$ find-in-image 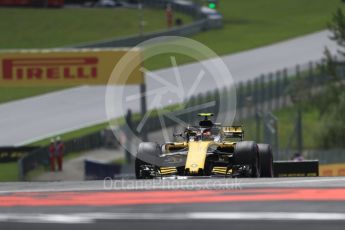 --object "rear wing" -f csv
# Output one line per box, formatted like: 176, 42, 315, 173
222, 126, 244, 140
